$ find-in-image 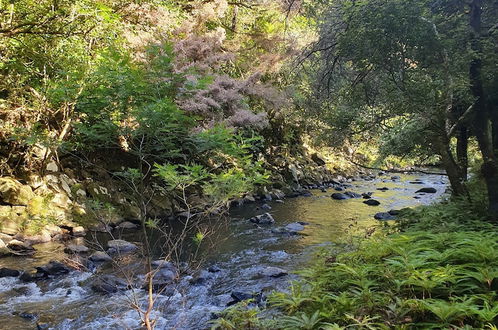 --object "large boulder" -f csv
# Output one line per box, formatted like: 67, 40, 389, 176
249, 213, 275, 225
0, 177, 34, 206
